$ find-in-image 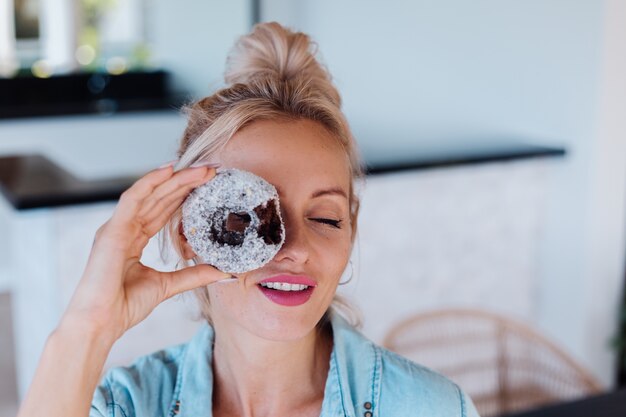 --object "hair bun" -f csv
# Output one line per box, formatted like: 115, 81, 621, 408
225, 22, 340, 104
